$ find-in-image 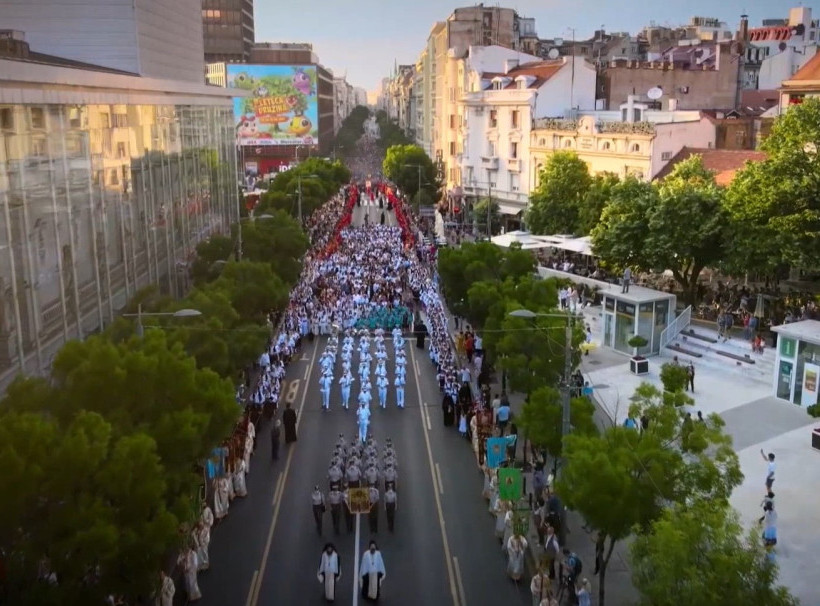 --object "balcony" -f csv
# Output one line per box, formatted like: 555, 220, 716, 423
507, 158, 521, 172
480, 156, 499, 169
